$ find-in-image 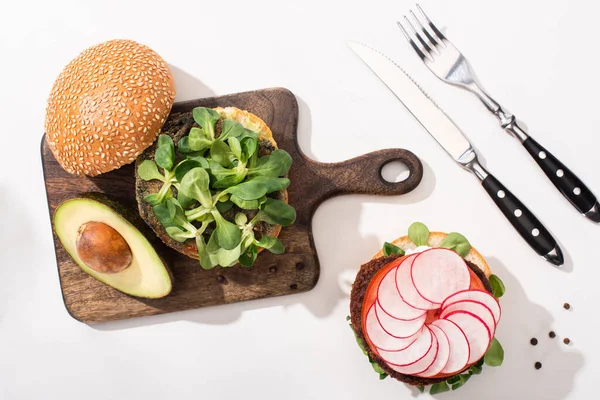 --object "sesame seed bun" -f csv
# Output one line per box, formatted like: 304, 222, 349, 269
135, 107, 287, 262
44, 39, 176, 176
